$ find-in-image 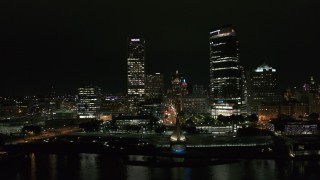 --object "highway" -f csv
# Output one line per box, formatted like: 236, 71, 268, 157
8, 126, 81, 144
